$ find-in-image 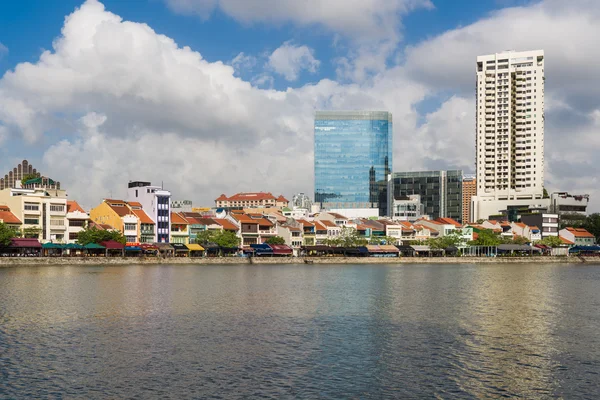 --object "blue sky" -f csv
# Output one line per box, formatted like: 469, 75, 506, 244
0, 0, 599, 211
